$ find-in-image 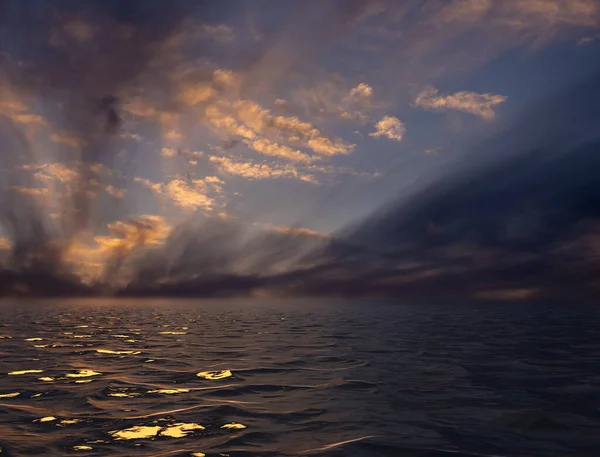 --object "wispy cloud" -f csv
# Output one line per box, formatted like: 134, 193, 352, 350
134, 177, 215, 211
414, 86, 507, 120
209, 156, 318, 183
105, 185, 126, 199
50, 131, 86, 148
